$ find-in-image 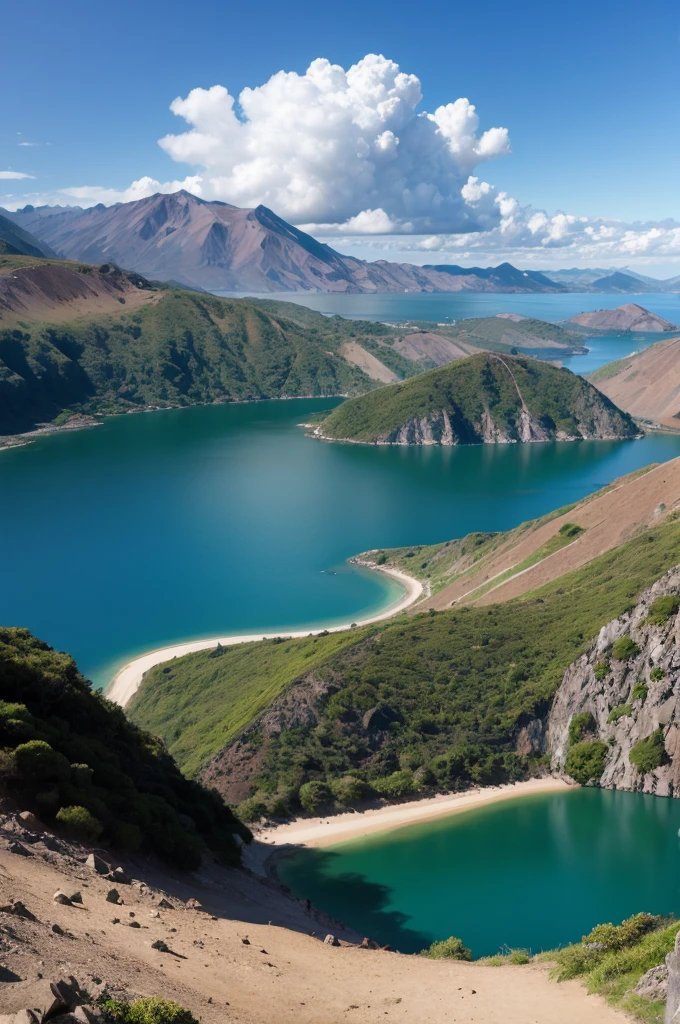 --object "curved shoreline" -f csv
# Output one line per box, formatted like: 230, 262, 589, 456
105, 564, 423, 708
